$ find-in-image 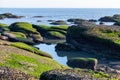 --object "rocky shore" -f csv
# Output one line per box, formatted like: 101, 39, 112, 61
0, 13, 120, 80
